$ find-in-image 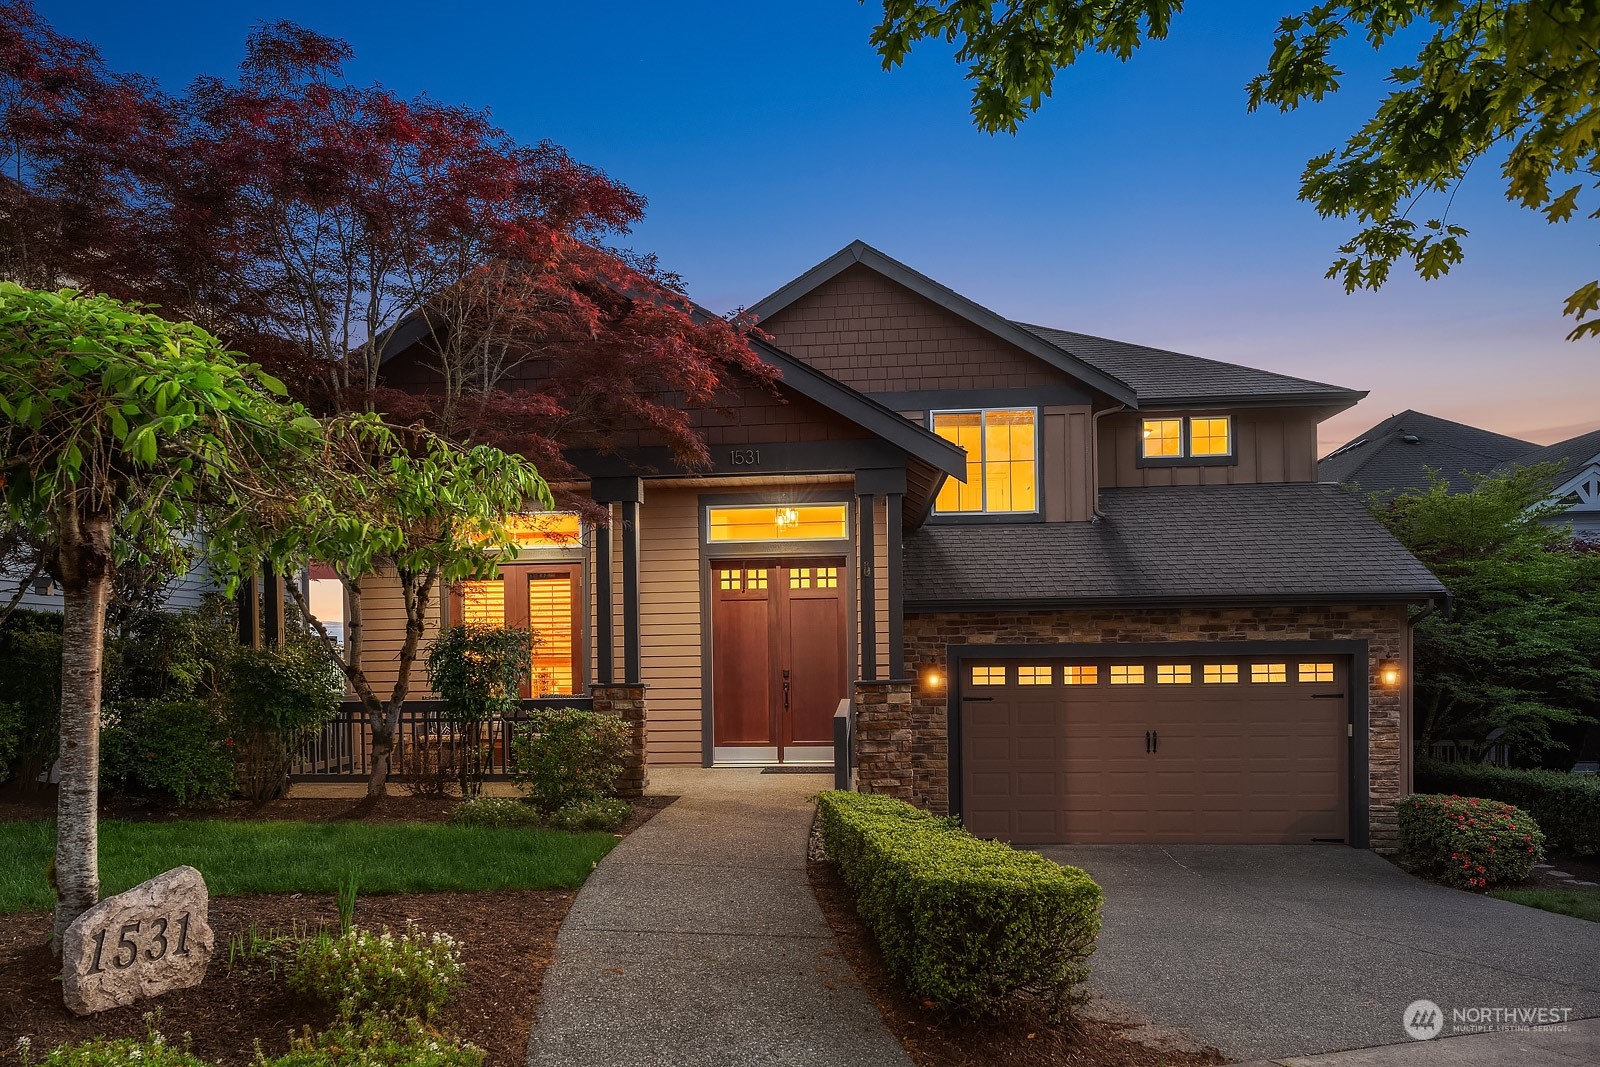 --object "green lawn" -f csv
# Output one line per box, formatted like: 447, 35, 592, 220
0, 820, 618, 913
1490, 887, 1600, 923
